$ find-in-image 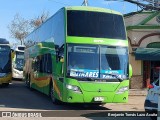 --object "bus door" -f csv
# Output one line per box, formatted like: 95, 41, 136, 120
53, 46, 64, 101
